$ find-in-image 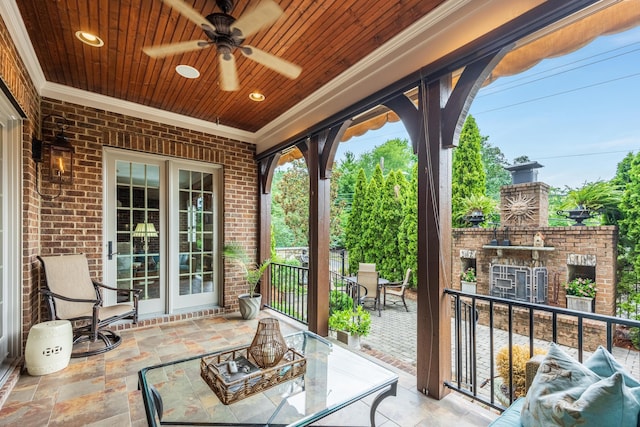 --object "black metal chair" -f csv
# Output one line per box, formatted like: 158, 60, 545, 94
38, 254, 141, 357
383, 268, 411, 311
